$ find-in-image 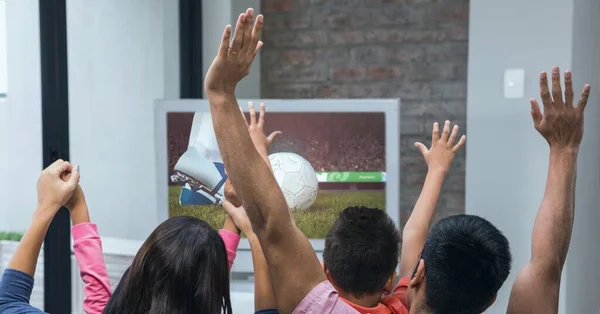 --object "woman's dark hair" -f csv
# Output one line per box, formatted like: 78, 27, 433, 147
103, 216, 232, 314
